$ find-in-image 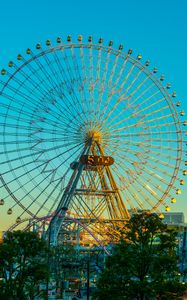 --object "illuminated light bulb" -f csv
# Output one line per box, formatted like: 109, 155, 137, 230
137, 54, 142, 60
159, 213, 164, 219
165, 206, 170, 212
176, 101, 181, 107
183, 170, 187, 175
176, 189, 181, 195
171, 198, 177, 203
180, 179, 185, 185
